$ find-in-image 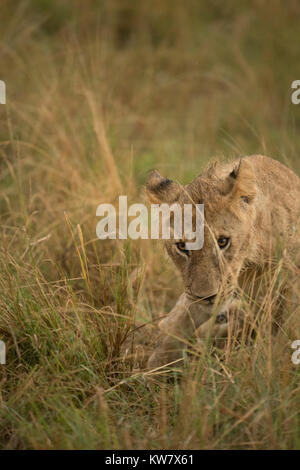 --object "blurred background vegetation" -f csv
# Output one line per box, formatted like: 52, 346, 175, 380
0, 0, 300, 450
